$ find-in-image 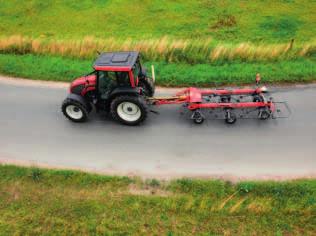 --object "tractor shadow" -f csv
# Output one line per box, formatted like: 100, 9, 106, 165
64, 105, 283, 132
